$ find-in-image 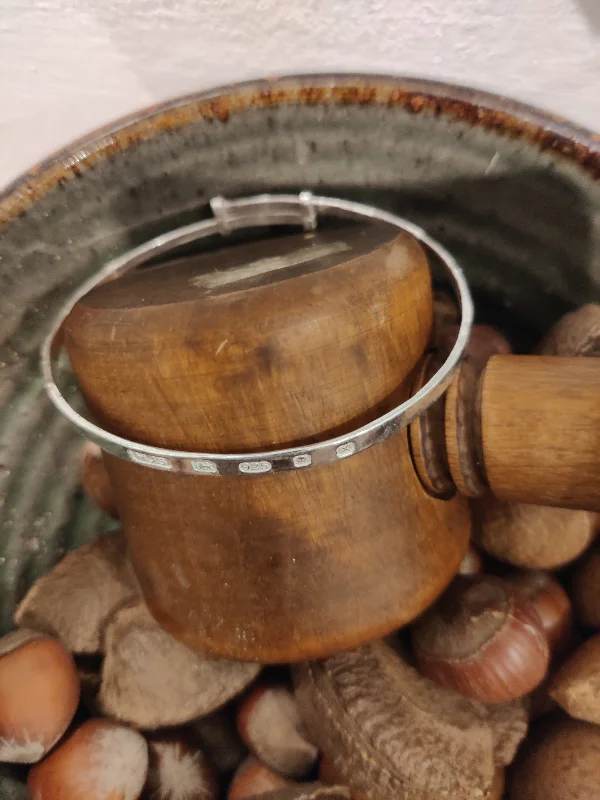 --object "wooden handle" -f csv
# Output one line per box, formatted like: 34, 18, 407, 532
444, 355, 600, 510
